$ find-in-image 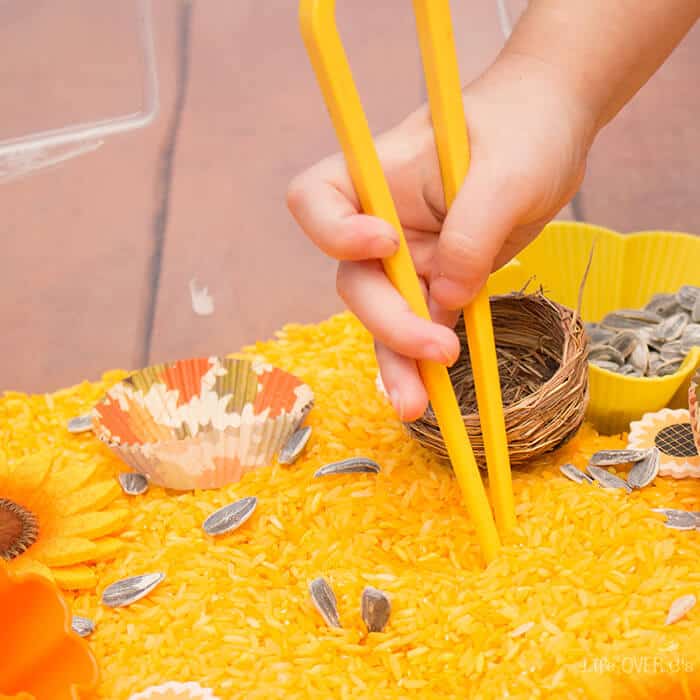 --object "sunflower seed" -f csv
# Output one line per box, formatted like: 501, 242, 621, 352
278, 426, 312, 465
665, 594, 696, 625
647, 336, 667, 353
651, 508, 700, 522
646, 293, 682, 318
629, 342, 649, 373
618, 364, 642, 377
602, 309, 662, 329
314, 457, 380, 477
677, 285, 700, 312
586, 465, 632, 493
589, 449, 650, 467
560, 463, 594, 484
590, 359, 621, 372
609, 331, 639, 359
101, 572, 165, 608
648, 352, 663, 374
693, 296, 700, 324
585, 324, 615, 346
653, 312, 689, 343
361, 586, 391, 633
67, 412, 94, 434
588, 346, 626, 365
202, 496, 257, 536
309, 577, 341, 628
118, 472, 149, 496
663, 511, 699, 530
627, 448, 660, 489
657, 360, 682, 377
71, 615, 95, 637
681, 324, 700, 353
660, 340, 683, 361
